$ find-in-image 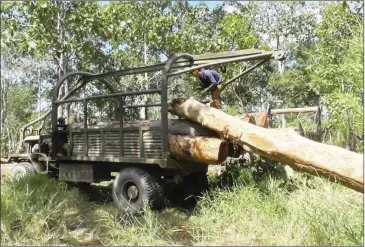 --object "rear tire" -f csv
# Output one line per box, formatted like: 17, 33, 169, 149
10, 162, 36, 181
112, 167, 165, 215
